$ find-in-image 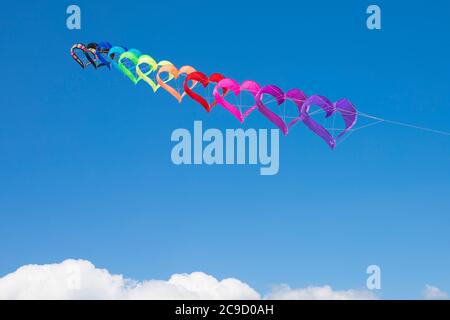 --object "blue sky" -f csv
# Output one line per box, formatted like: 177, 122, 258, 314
0, 0, 450, 299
